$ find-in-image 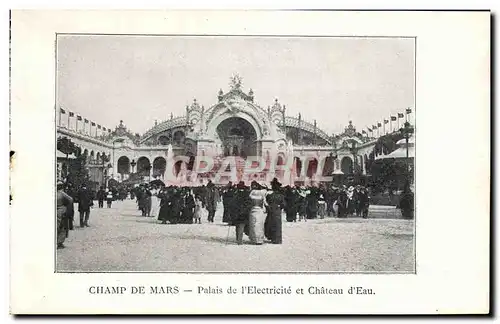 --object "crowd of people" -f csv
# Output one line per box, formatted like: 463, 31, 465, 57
121, 179, 373, 245
56, 177, 414, 249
